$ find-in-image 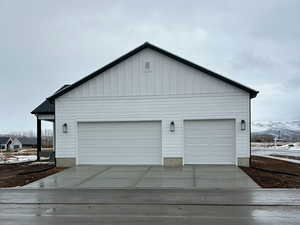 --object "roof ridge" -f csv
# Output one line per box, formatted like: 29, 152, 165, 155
47, 43, 258, 100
